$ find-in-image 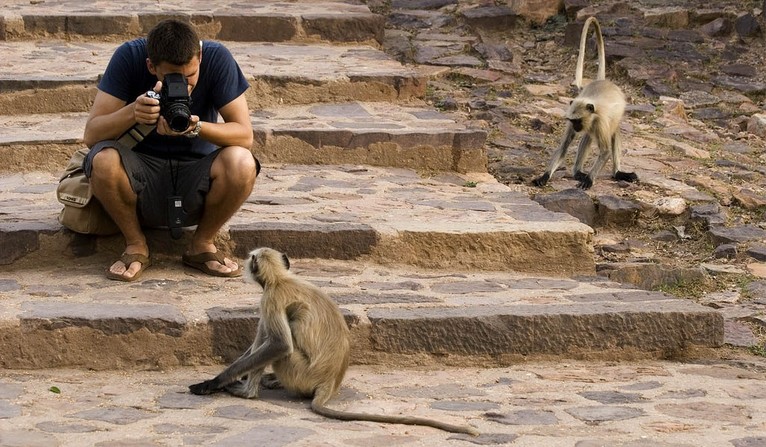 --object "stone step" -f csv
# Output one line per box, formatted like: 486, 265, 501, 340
0, 41, 426, 115
0, 255, 723, 370
1, 165, 592, 275
0, 0, 383, 44
0, 102, 486, 173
